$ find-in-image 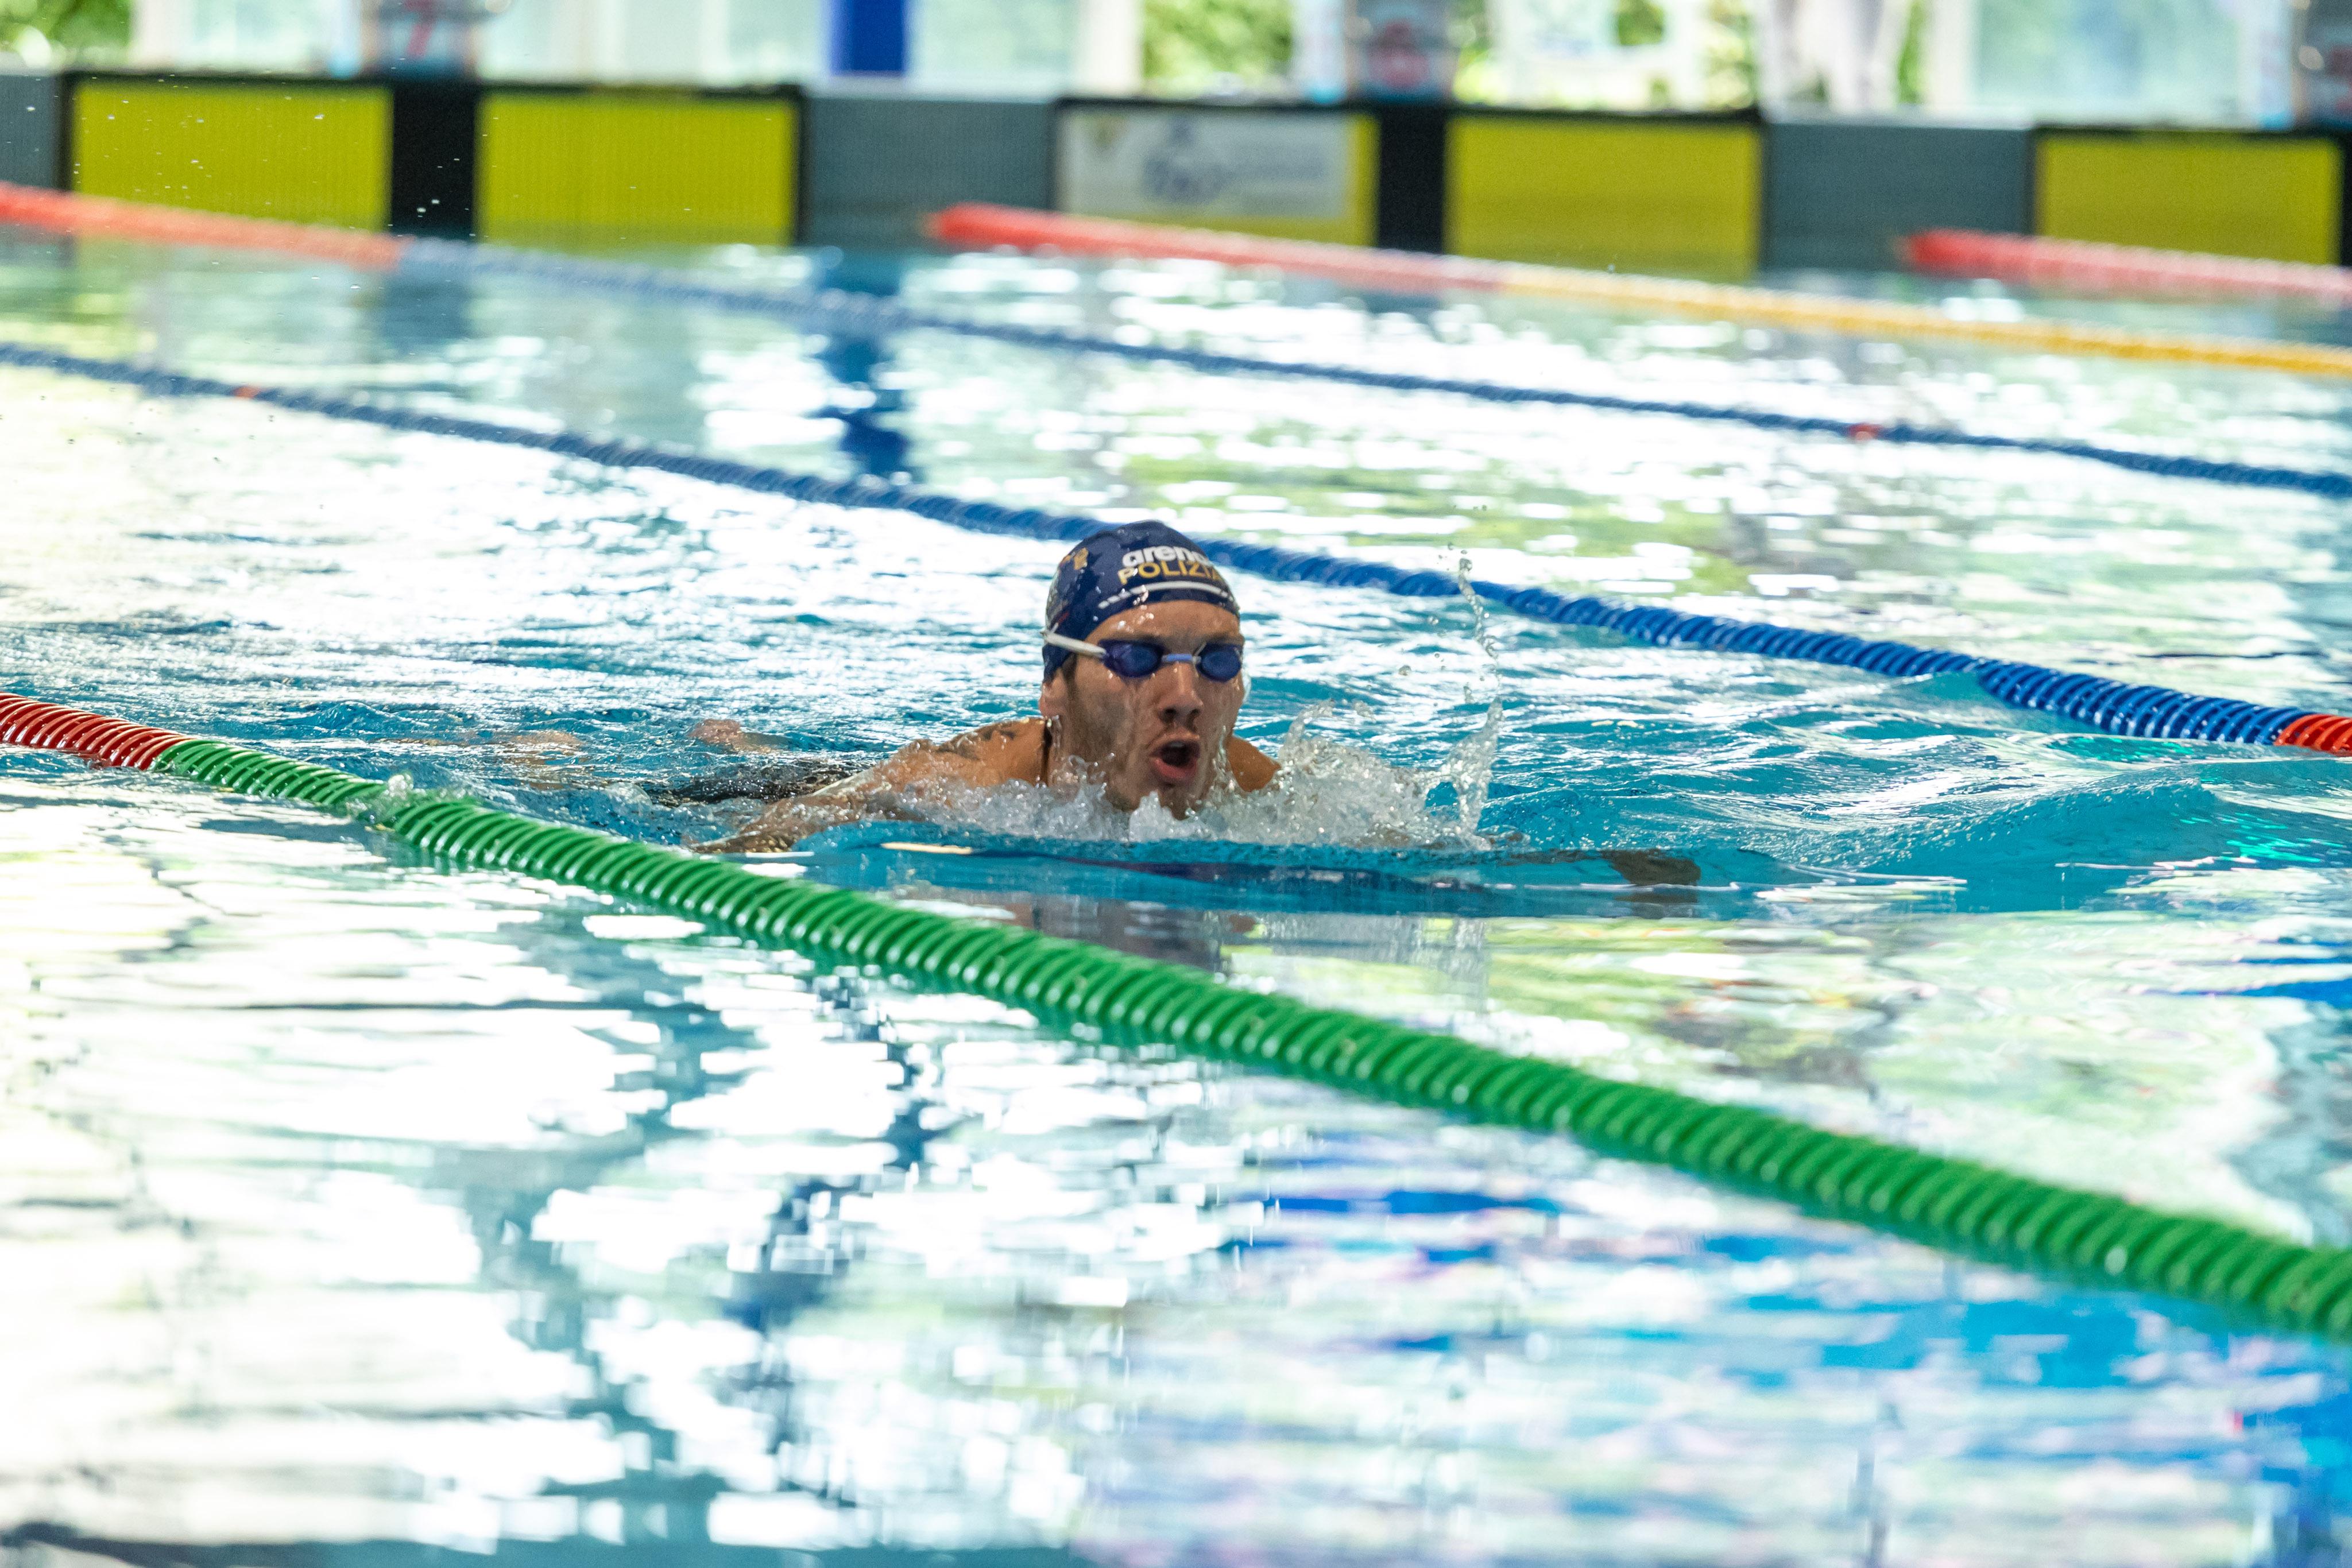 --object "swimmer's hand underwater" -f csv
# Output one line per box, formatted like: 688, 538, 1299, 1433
698, 523, 1276, 854
688, 719, 784, 754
